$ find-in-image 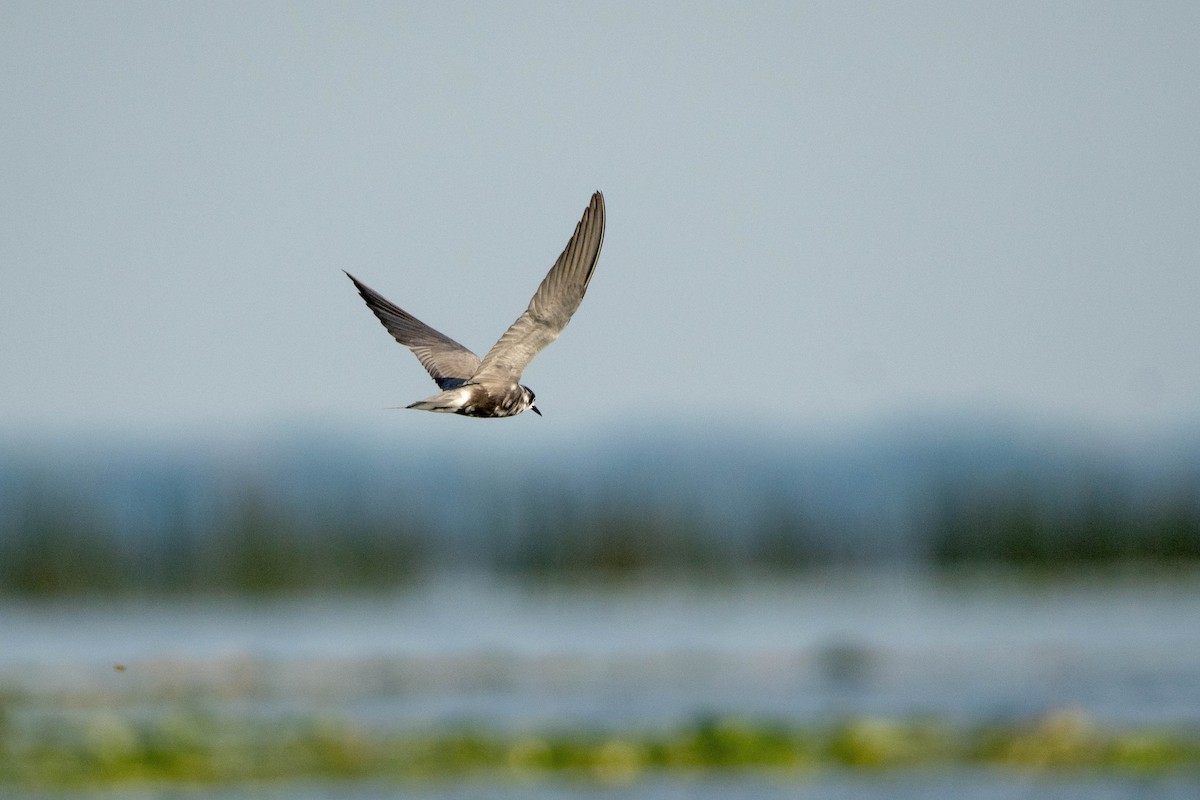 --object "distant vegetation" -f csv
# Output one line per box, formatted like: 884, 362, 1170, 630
0, 478, 426, 596
1, 428, 1198, 596
930, 483, 1200, 566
